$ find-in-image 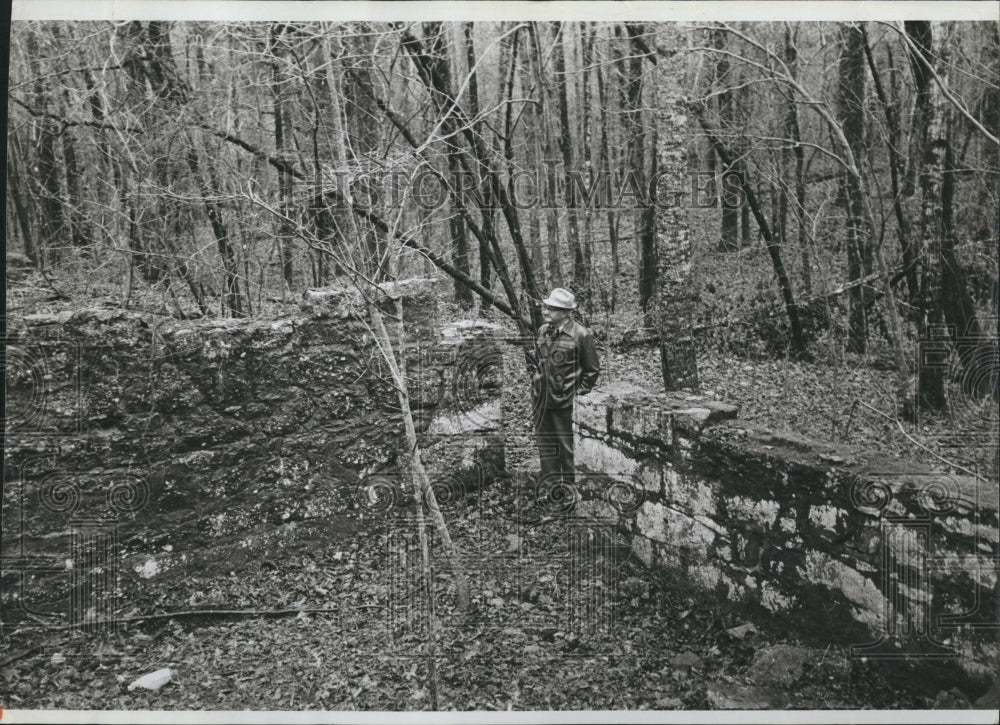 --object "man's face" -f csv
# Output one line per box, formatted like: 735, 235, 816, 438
542, 305, 570, 326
